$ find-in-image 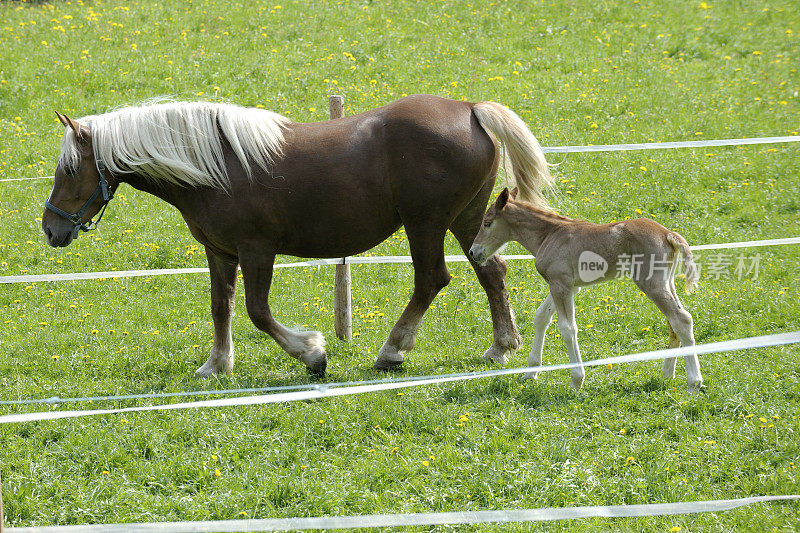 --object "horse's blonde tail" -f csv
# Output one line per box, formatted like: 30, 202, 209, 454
667, 232, 699, 294
472, 101, 554, 208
